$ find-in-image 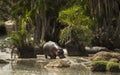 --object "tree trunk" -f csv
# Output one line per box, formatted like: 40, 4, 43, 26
34, 13, 42, 45
88, 0, 120, 49
65, 40, 88, 56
